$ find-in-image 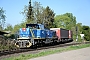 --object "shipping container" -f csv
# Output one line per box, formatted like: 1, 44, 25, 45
50, 28, 70, 40
60, 28, 69, 38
